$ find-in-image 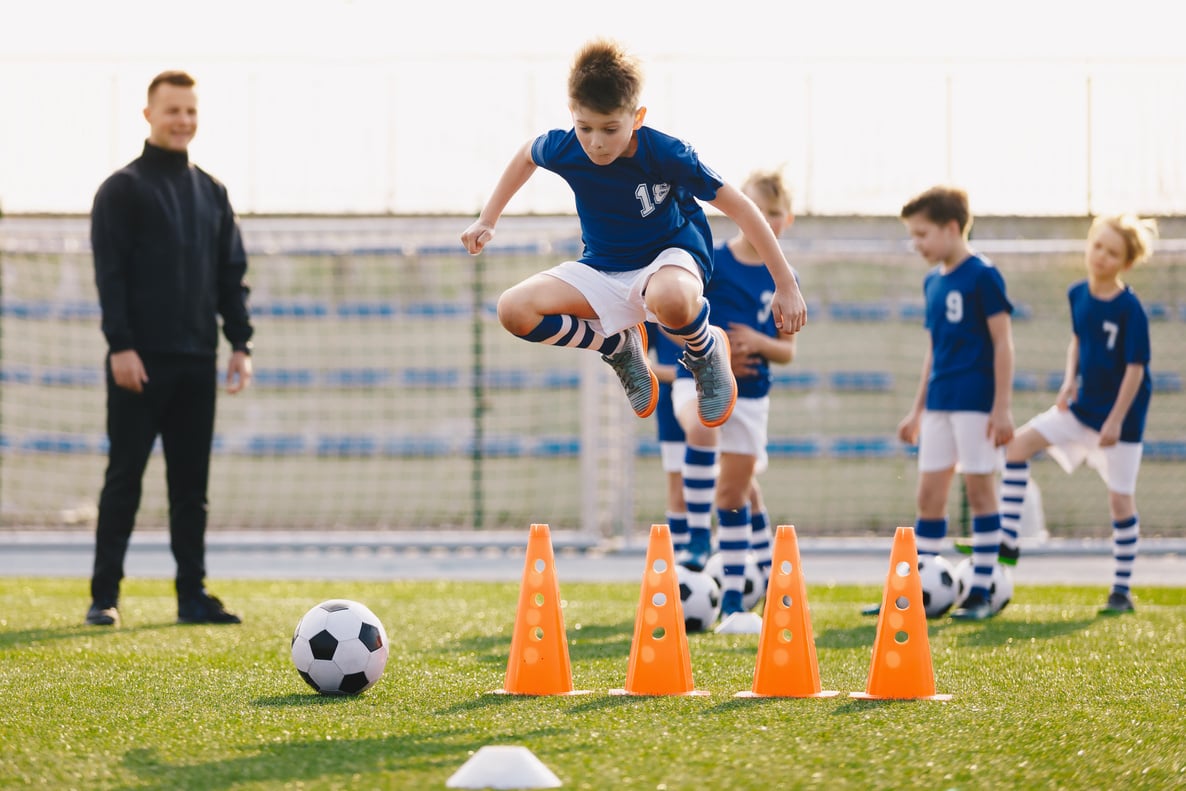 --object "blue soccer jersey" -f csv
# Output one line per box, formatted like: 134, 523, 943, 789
675, 242, 786, 399
531, 126, 723, 279
922, 254, 1012, 412
1067, 280, 1152, 441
